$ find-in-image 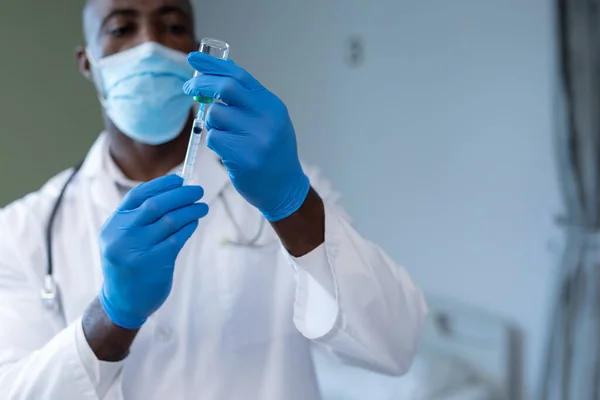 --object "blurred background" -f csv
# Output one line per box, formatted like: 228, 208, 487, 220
0, 0, 587, 399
